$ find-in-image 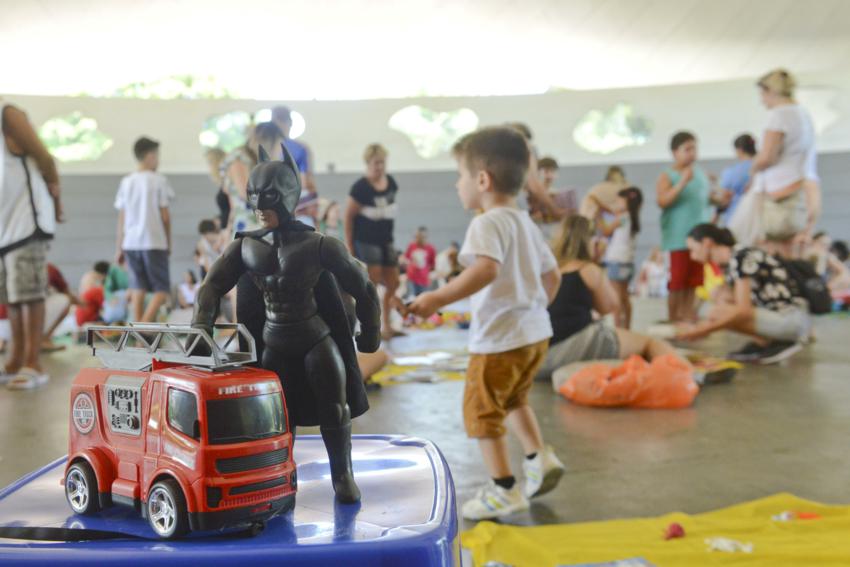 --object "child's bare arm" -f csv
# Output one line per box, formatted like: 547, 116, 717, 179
115, 210, 125, 264
160, 207, 171, 253
541, 268, 561, 305
407, 256, 499, 318
597, 214, 622, 237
